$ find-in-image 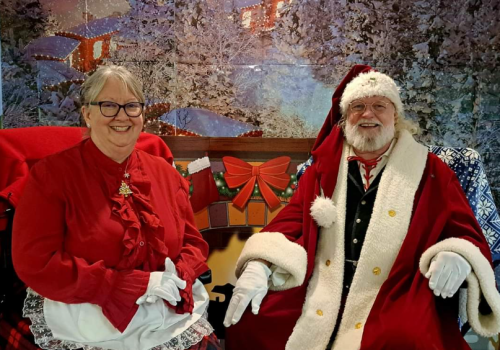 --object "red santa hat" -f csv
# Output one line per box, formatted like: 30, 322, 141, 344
339, 70, 404, 119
